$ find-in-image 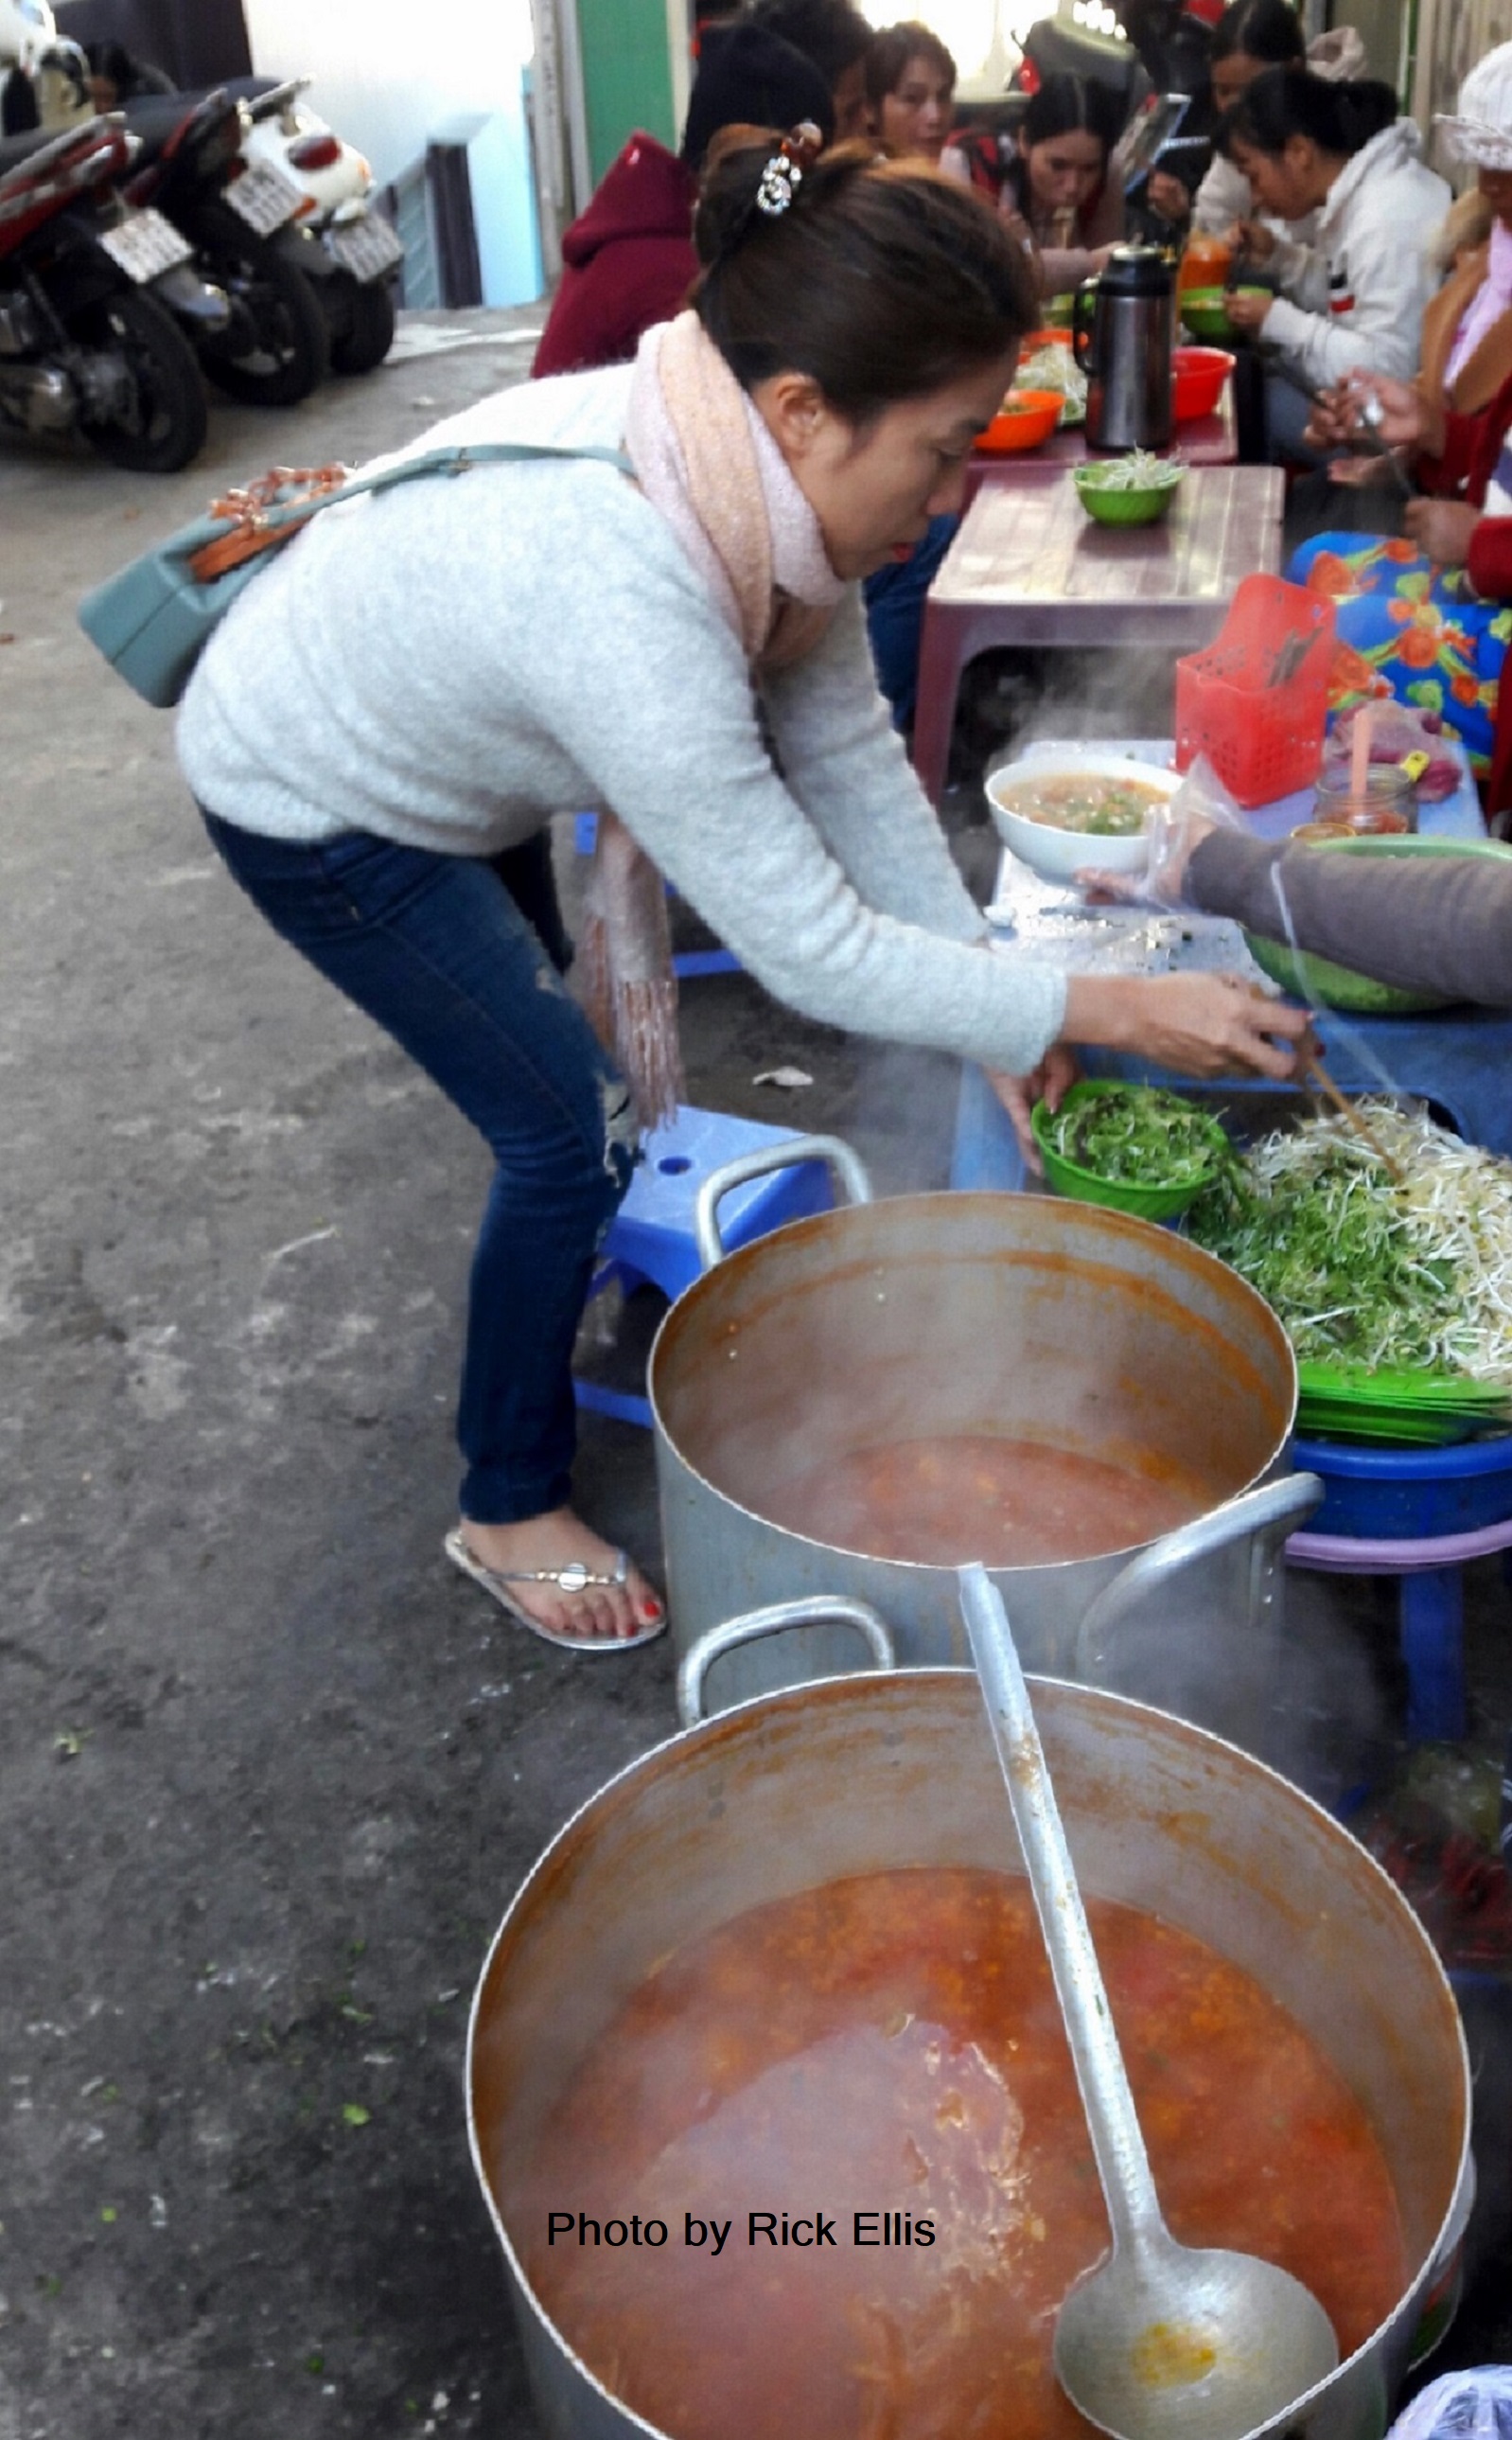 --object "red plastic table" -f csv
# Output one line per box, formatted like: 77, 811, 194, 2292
912, 461, 1286, 806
